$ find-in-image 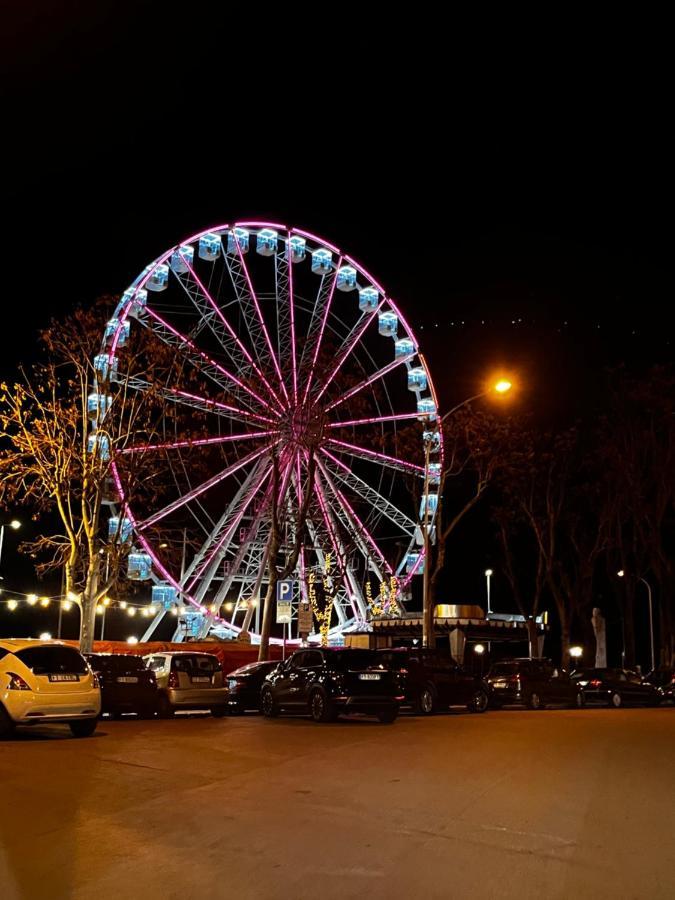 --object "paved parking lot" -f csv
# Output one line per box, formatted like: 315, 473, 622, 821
1, 707, 674, 900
